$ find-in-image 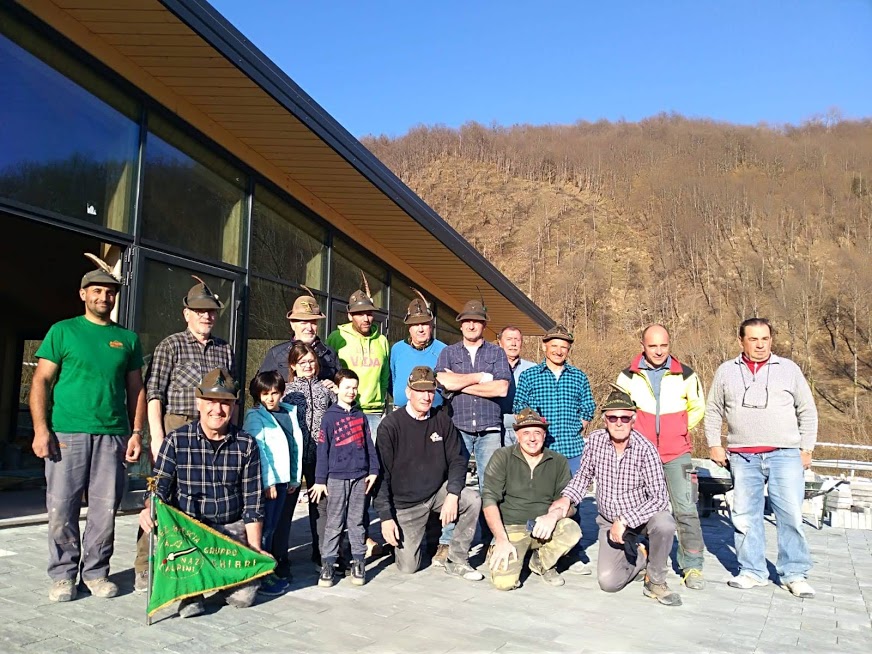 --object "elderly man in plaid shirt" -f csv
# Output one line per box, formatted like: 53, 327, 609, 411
514, 324, 594, 571
139, 368, 266, 618
551, 387, 682, 607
